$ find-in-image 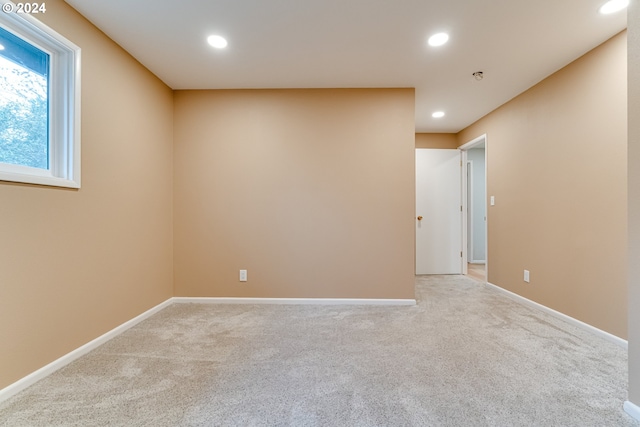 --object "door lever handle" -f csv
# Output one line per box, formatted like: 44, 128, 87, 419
417, 216, 423, 221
